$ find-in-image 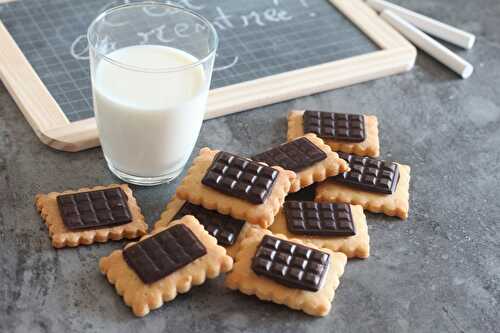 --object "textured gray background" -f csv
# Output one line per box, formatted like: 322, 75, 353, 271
1, 0, 499, 332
